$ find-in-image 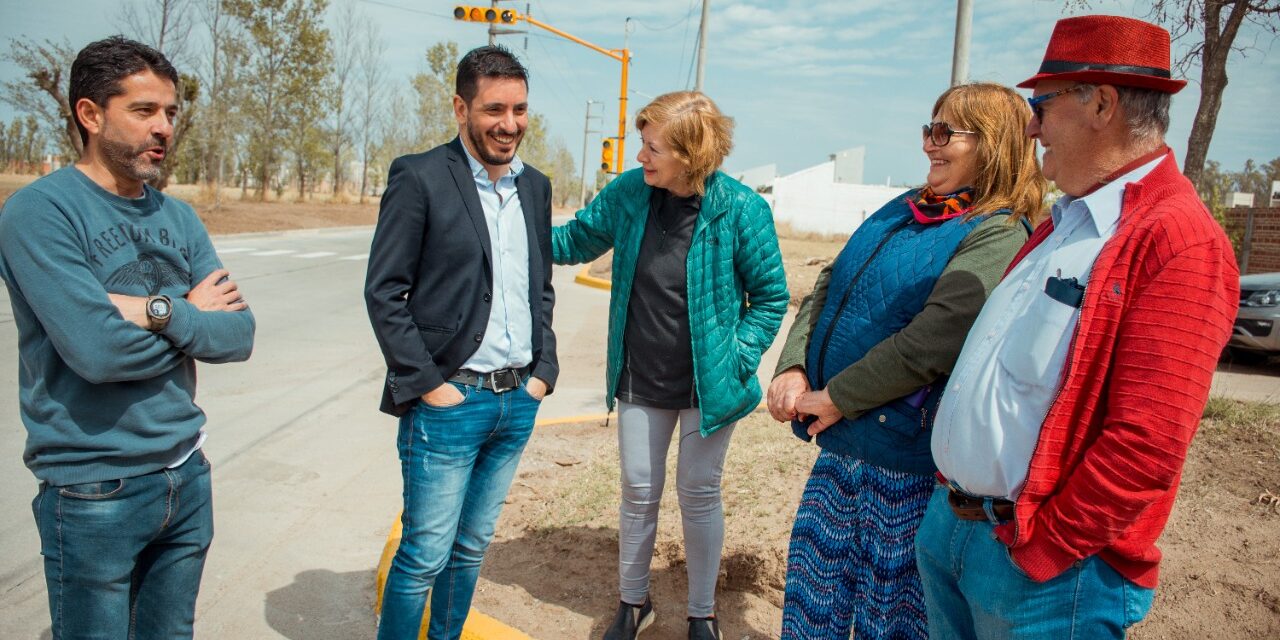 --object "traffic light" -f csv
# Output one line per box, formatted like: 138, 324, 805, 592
600, 139, 616, 173
453, 5, 519, 24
